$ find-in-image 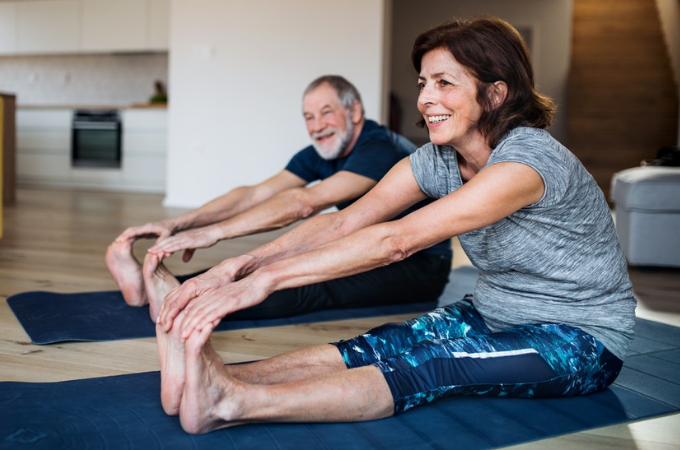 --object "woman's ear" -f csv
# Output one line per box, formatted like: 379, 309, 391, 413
489, 81, 508, 108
